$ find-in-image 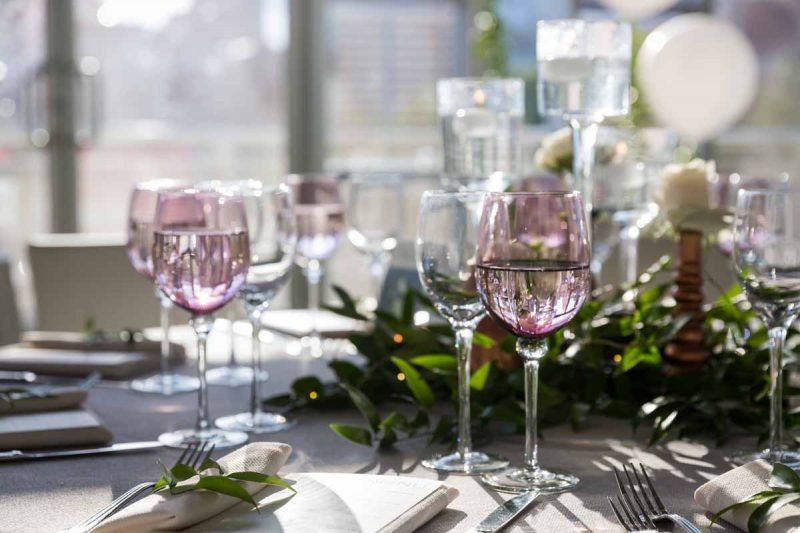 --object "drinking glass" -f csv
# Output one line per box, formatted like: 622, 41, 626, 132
438, 78, 524, 191
126, 180, 199, 395
477, 191, 591, 493
215, 181, 298, 433
152, 188, 250, 448
287, 174, 344, 358
415, 191, 508, 473
731, 189, 800, 466
537, 19, 632, 232
346, 173, 402, 312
